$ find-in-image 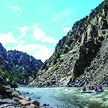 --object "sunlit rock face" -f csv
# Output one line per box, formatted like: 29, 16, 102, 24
29, 0, 108, 87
